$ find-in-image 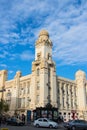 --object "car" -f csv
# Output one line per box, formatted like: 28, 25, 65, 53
63, 120, 73, 128
6, 117, 25, 126
33, 118, 58, 128
64, 119, 87, 130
